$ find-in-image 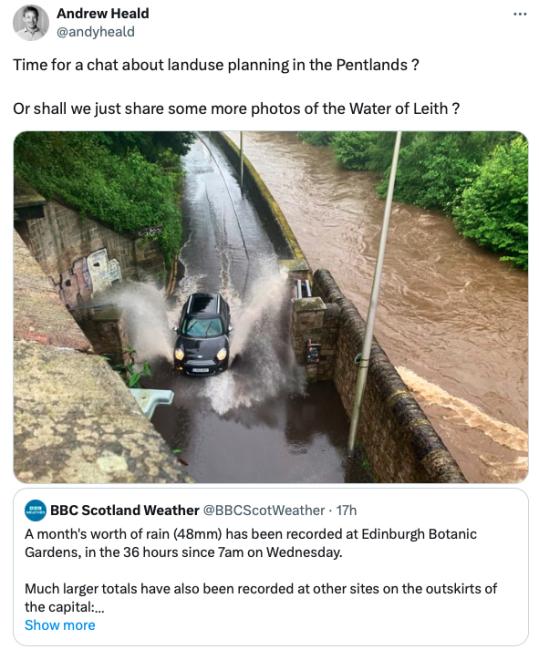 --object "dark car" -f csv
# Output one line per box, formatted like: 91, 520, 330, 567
173, 292, 231, 375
